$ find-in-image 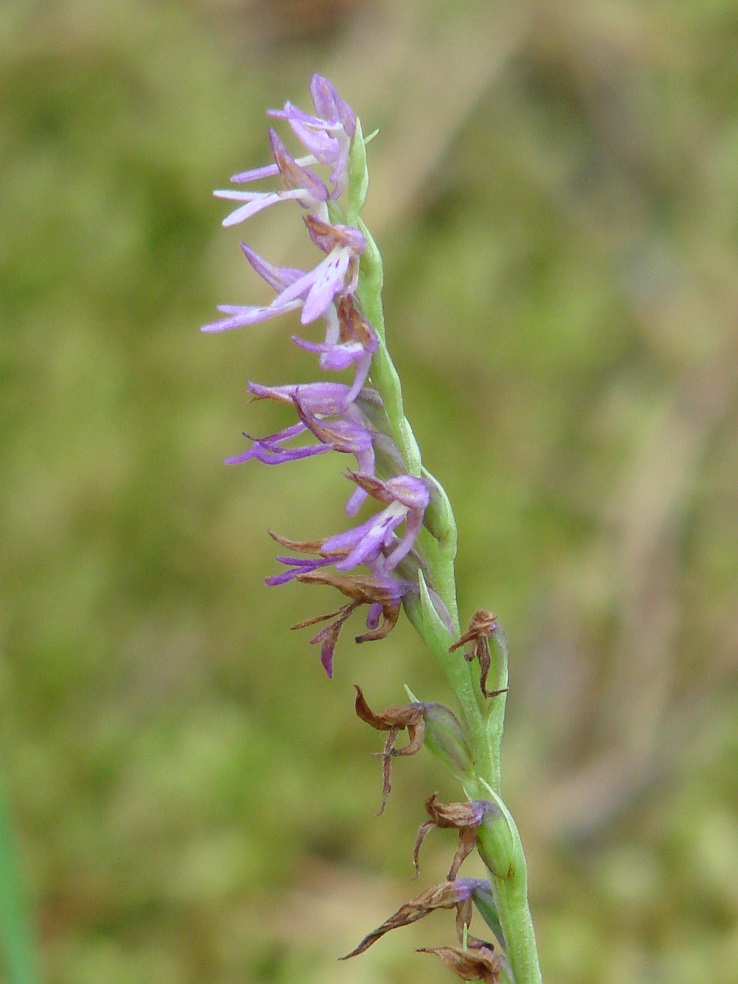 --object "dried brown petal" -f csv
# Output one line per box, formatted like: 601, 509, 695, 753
417, 944, 501, 983
268, 529, 330, 555
341, 881, 473, 960
297, 570, 401, 605
355, 602, 400, 644
449, 609, 507, 700
304, 213, 358, 250
298, 571, 402, 648
414, 794, 499, 879
354, 686, 425, 732
343, 470, 391, 503
354, 686, 426, 814
337, 294, 375, 349
288, 572, 404, 677
290, 601, 362, 678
